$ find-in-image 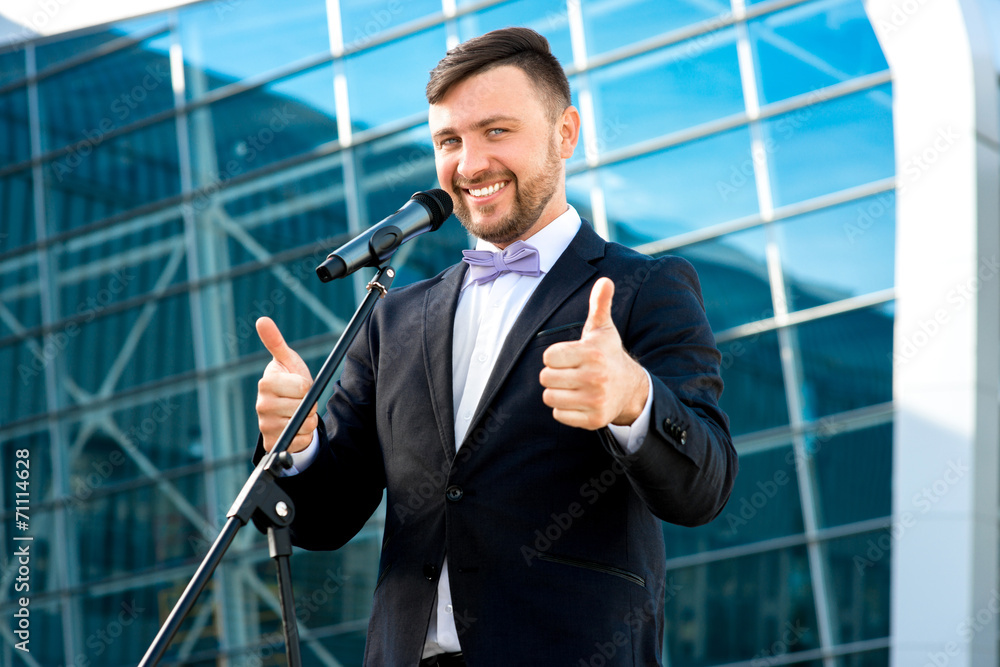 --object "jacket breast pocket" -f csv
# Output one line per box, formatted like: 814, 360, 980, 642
528, 321, 585, 349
